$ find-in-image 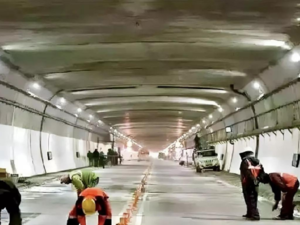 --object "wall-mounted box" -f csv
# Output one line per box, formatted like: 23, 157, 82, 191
292, 153, 300, 168
76, 152, 80, 158
47, 151, 53, 161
